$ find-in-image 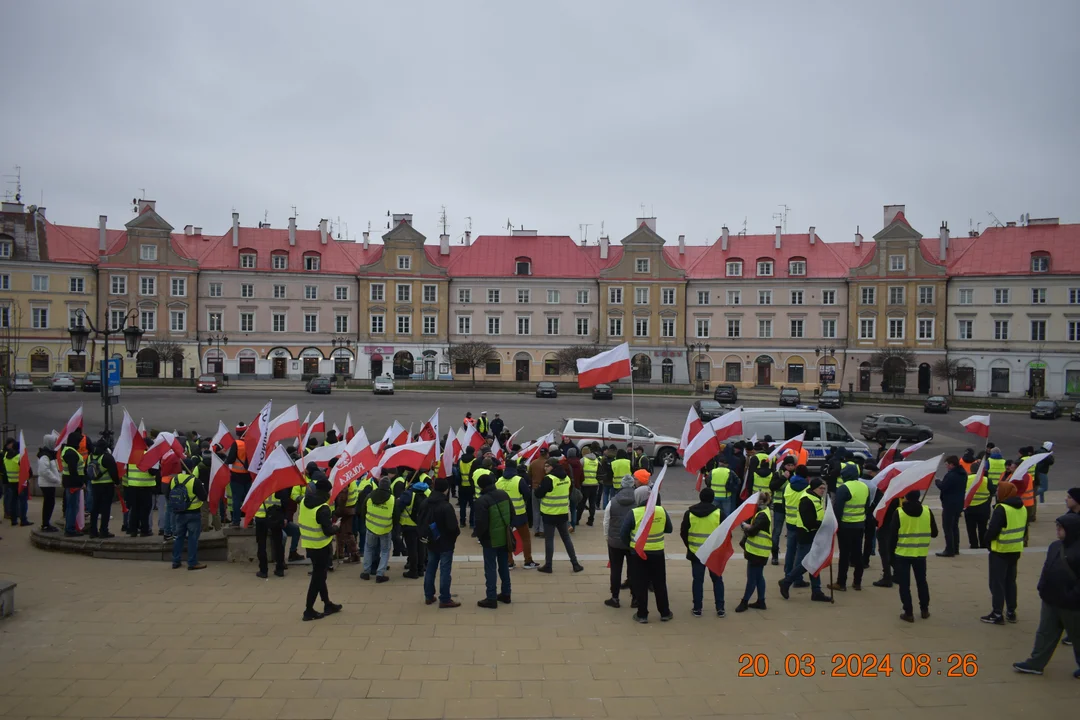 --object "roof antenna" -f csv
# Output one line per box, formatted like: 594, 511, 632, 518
439, 205, 448, 235
579, 223, 591, 245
